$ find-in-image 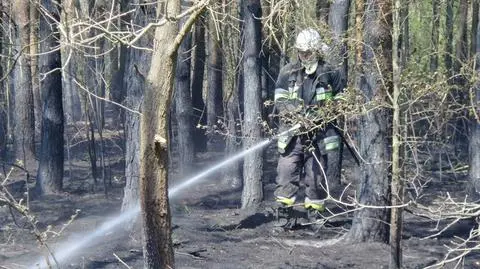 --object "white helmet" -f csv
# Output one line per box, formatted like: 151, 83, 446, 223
295, 29, 325, 74
295, 28, 322, 52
